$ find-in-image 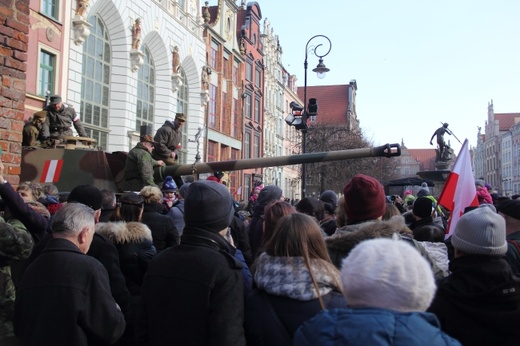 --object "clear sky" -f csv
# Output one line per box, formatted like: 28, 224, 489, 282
256, 0, 520, 154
